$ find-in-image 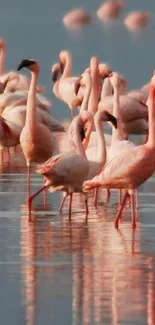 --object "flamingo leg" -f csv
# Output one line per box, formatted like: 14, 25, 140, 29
27, 163, 31, 198
68, 193, 73, 220
118, 189, 122, 206
27, 185, 48, 222
93, 188, 98, 208
114, 192, 128, 229
105, 189, 110, 202
59, 192, 68, 213
135, 189, 139, 210
7, 148, 11, 164
131, 194, 136, 230
84, 193, 89, 217
43, 177, 47, 206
